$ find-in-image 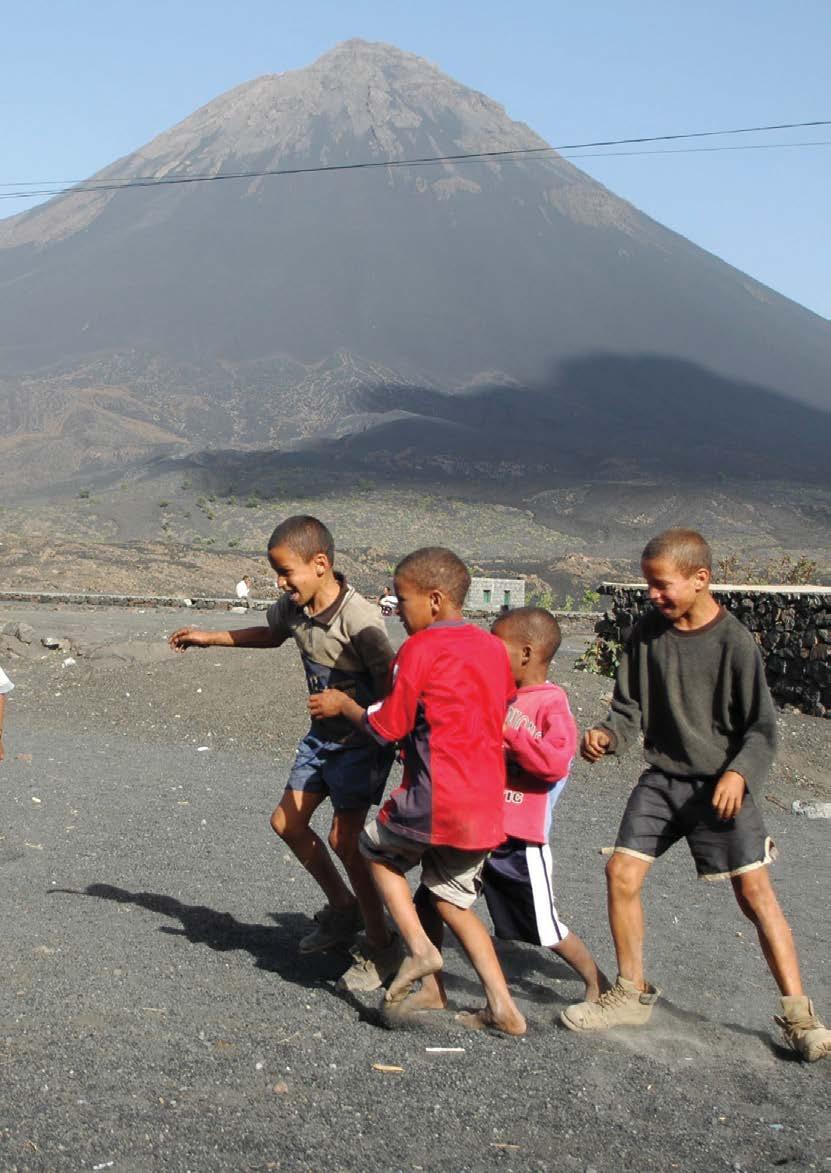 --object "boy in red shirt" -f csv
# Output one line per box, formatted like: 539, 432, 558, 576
483, 607, 606, 1002
309, 546, 526, 1036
